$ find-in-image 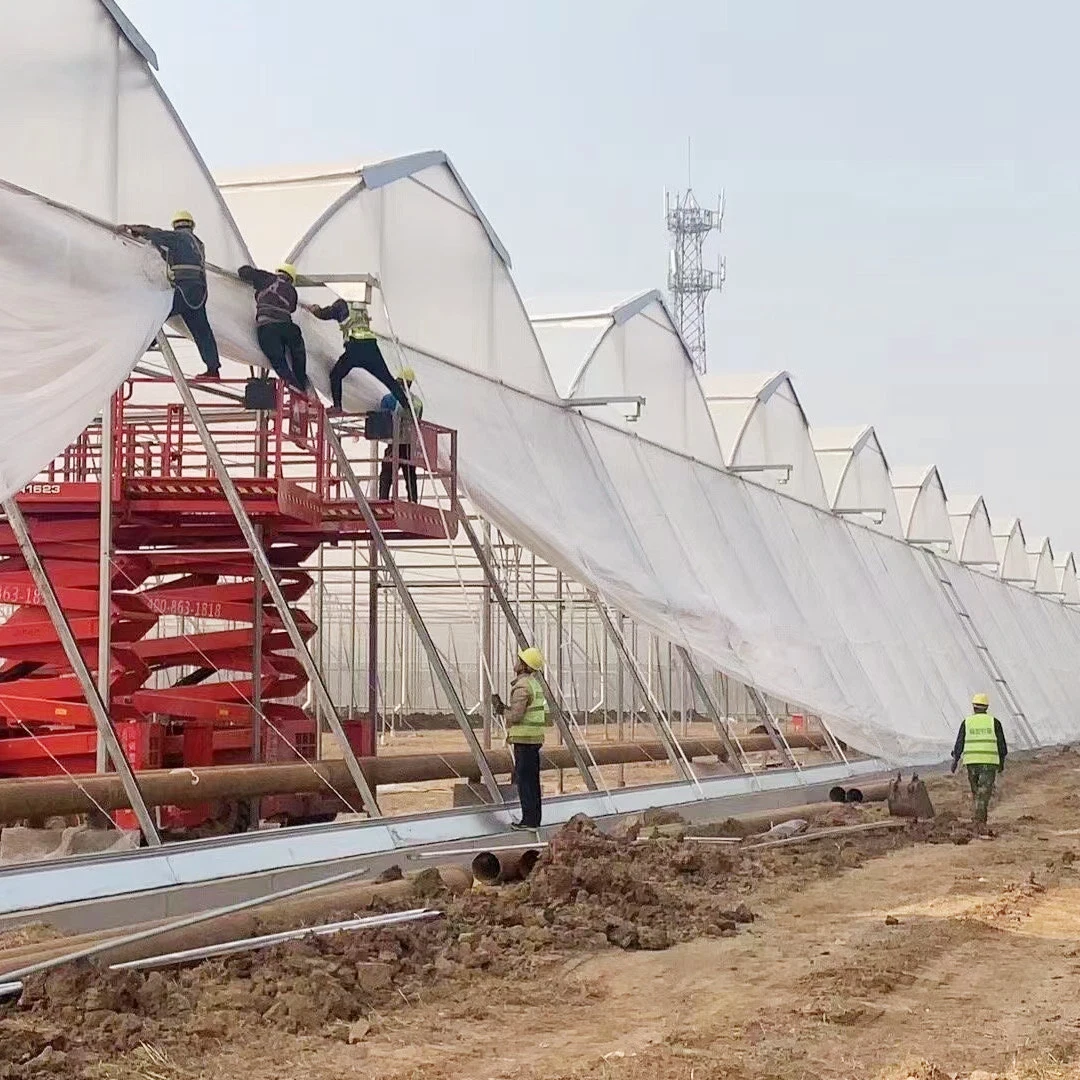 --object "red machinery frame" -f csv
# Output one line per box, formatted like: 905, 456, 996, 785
0, 373, 459, 832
